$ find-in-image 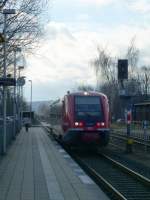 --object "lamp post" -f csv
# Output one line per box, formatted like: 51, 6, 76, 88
18, 66, 24, 77
29, 80, 32, 123
20, 76, 26, 126
18, 66, 24, 101
2, 9, 16, 154
17, 66, 24, 129
13, 47, 21, 139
